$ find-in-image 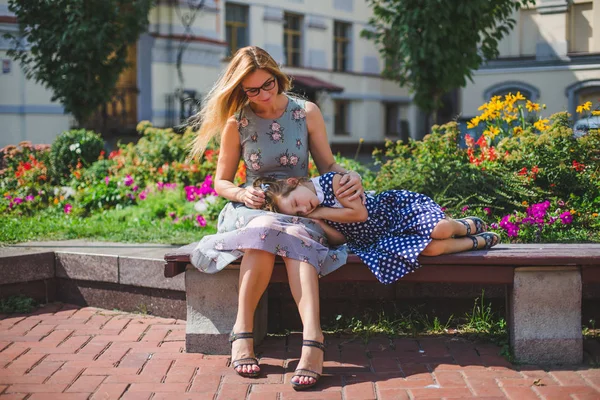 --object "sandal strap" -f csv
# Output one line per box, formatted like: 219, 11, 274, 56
458, 219, 471, 235
232, 357, 258, 368
292, 368, 321, 380
302, 340, 325, 352
229, 332, 254, 343
468, 235, 478, 250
